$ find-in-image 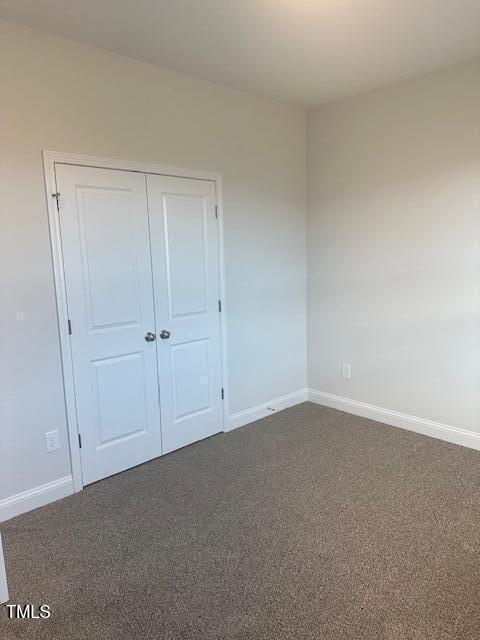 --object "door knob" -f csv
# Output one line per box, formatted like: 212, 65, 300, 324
159, 329, 171, 340
144, 332, 156, 342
